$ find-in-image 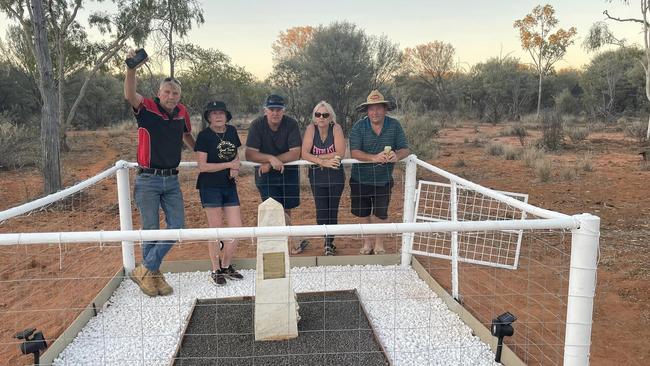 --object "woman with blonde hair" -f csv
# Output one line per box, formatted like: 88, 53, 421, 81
301, 101, 346, 255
